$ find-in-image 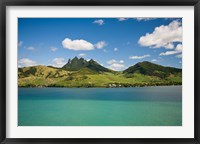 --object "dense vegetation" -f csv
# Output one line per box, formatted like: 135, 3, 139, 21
18, 57, 182, 88
62, 57, 112, 72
